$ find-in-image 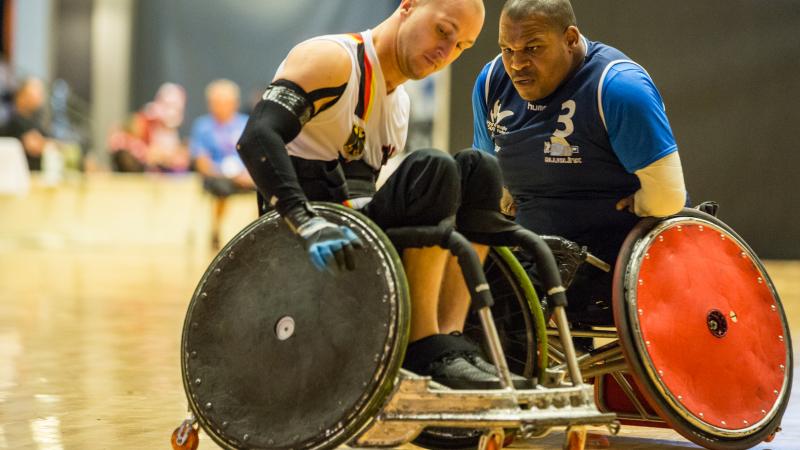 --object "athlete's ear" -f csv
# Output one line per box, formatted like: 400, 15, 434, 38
564, 26, 580, 48
399, 0, 414, 16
